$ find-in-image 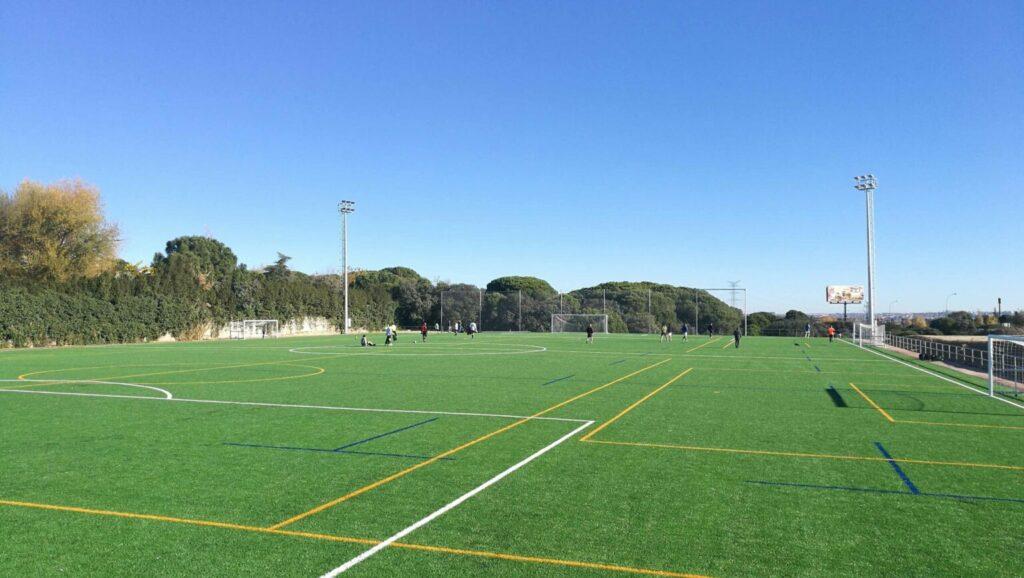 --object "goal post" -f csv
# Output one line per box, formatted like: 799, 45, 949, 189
229, 319, 280, 339
854, 322, 885, 347
988, 335, 1024, 399
551, 314, 608, 334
